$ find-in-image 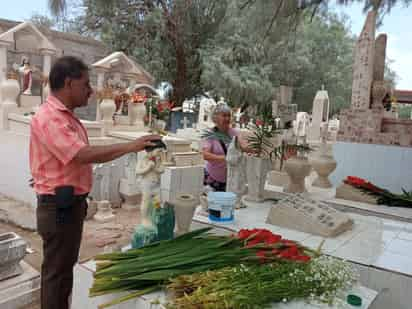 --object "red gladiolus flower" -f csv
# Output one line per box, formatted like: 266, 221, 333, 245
345, 176, 367, 187
281, 239, 297, 247
255, 119, 263, 126
256, 250, 267, 262
246, 238, 261, 247
265, 234, 282, 245
294, 255, 311, 262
